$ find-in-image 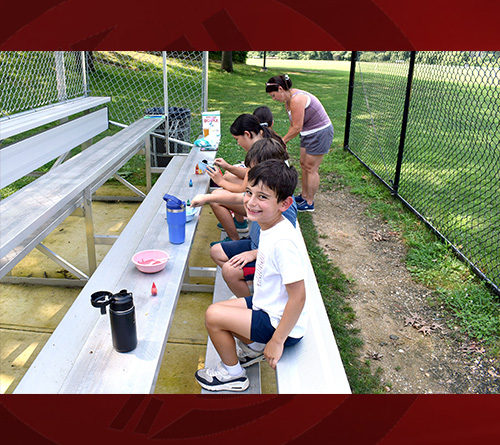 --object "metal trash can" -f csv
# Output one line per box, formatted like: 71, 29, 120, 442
145, 107, 191, 167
